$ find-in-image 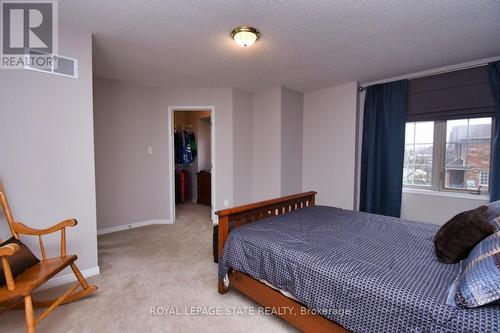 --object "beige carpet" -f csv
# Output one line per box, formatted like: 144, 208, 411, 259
2, 204, 297, 332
